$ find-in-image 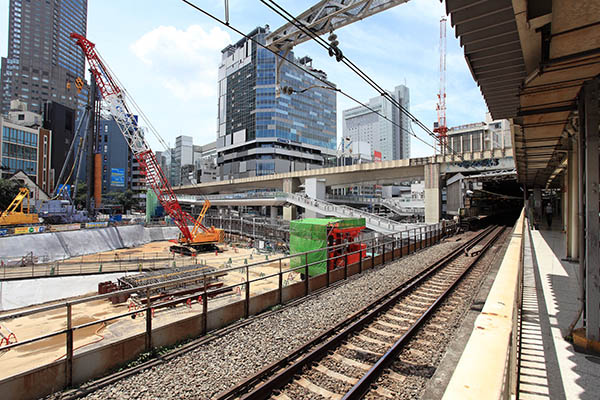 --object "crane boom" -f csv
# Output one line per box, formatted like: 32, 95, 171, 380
70, 33, 212, 245
434, 16, 448, 155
